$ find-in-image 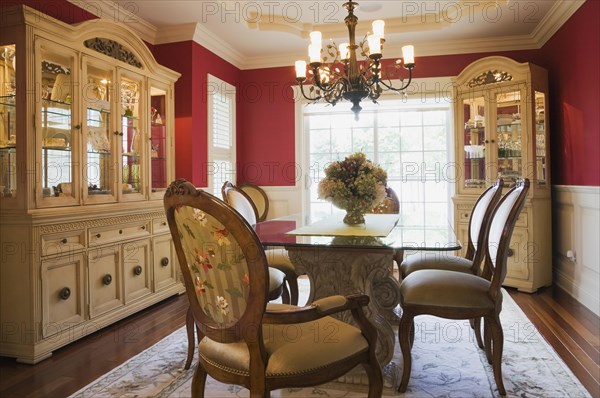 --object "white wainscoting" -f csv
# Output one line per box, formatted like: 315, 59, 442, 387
553, 185, 600, 316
